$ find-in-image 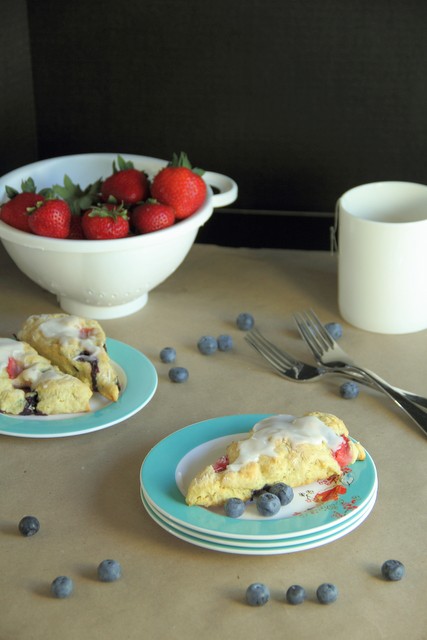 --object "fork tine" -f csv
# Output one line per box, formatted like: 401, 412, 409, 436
305, 309, 336, 349
245, 335, 288, 376
249, 329, 300, 366
245, 329, 299, 370
293, 311, 324, 359
245, 340, 284, 375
